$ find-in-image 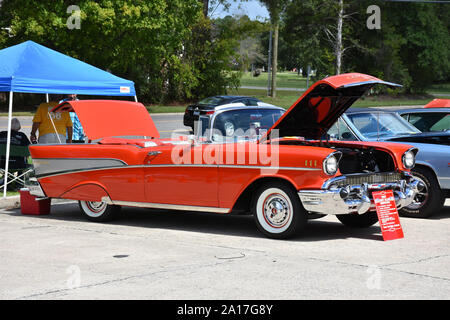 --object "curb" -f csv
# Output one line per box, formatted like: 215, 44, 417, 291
0, 196, 75, 210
